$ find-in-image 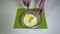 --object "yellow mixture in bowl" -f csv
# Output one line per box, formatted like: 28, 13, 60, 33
24, 14, 38, 27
